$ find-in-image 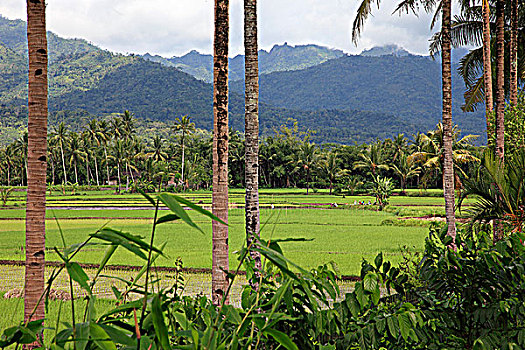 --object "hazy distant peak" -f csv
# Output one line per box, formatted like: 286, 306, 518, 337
360, 44, 411, 57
